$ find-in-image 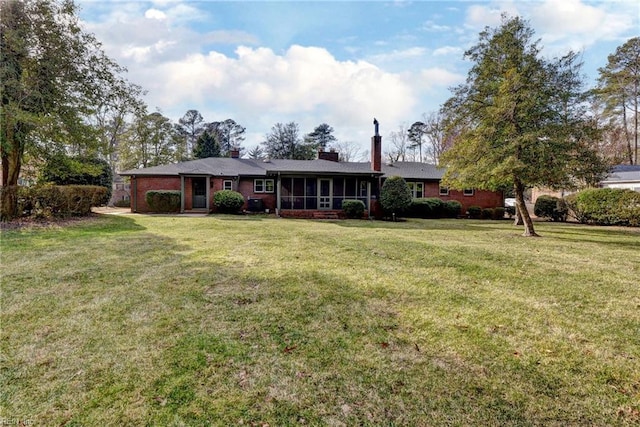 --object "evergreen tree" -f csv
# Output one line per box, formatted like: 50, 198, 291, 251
193, 130, 221, 159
